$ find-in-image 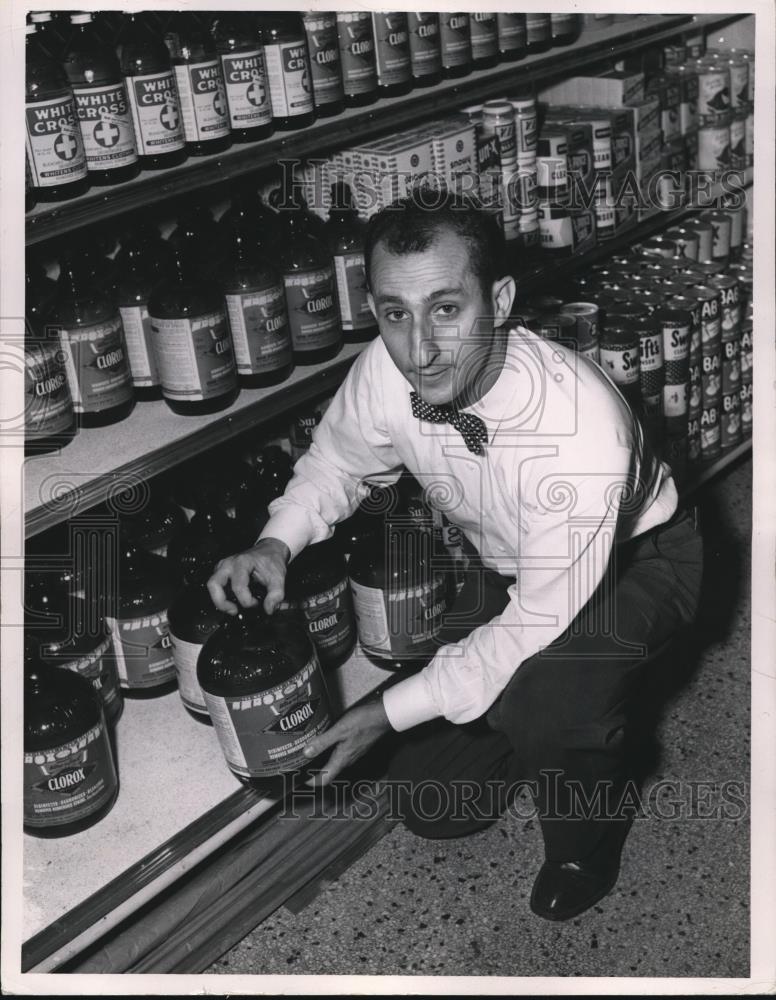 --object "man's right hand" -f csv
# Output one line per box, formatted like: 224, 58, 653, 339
207, 537, 291, 616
